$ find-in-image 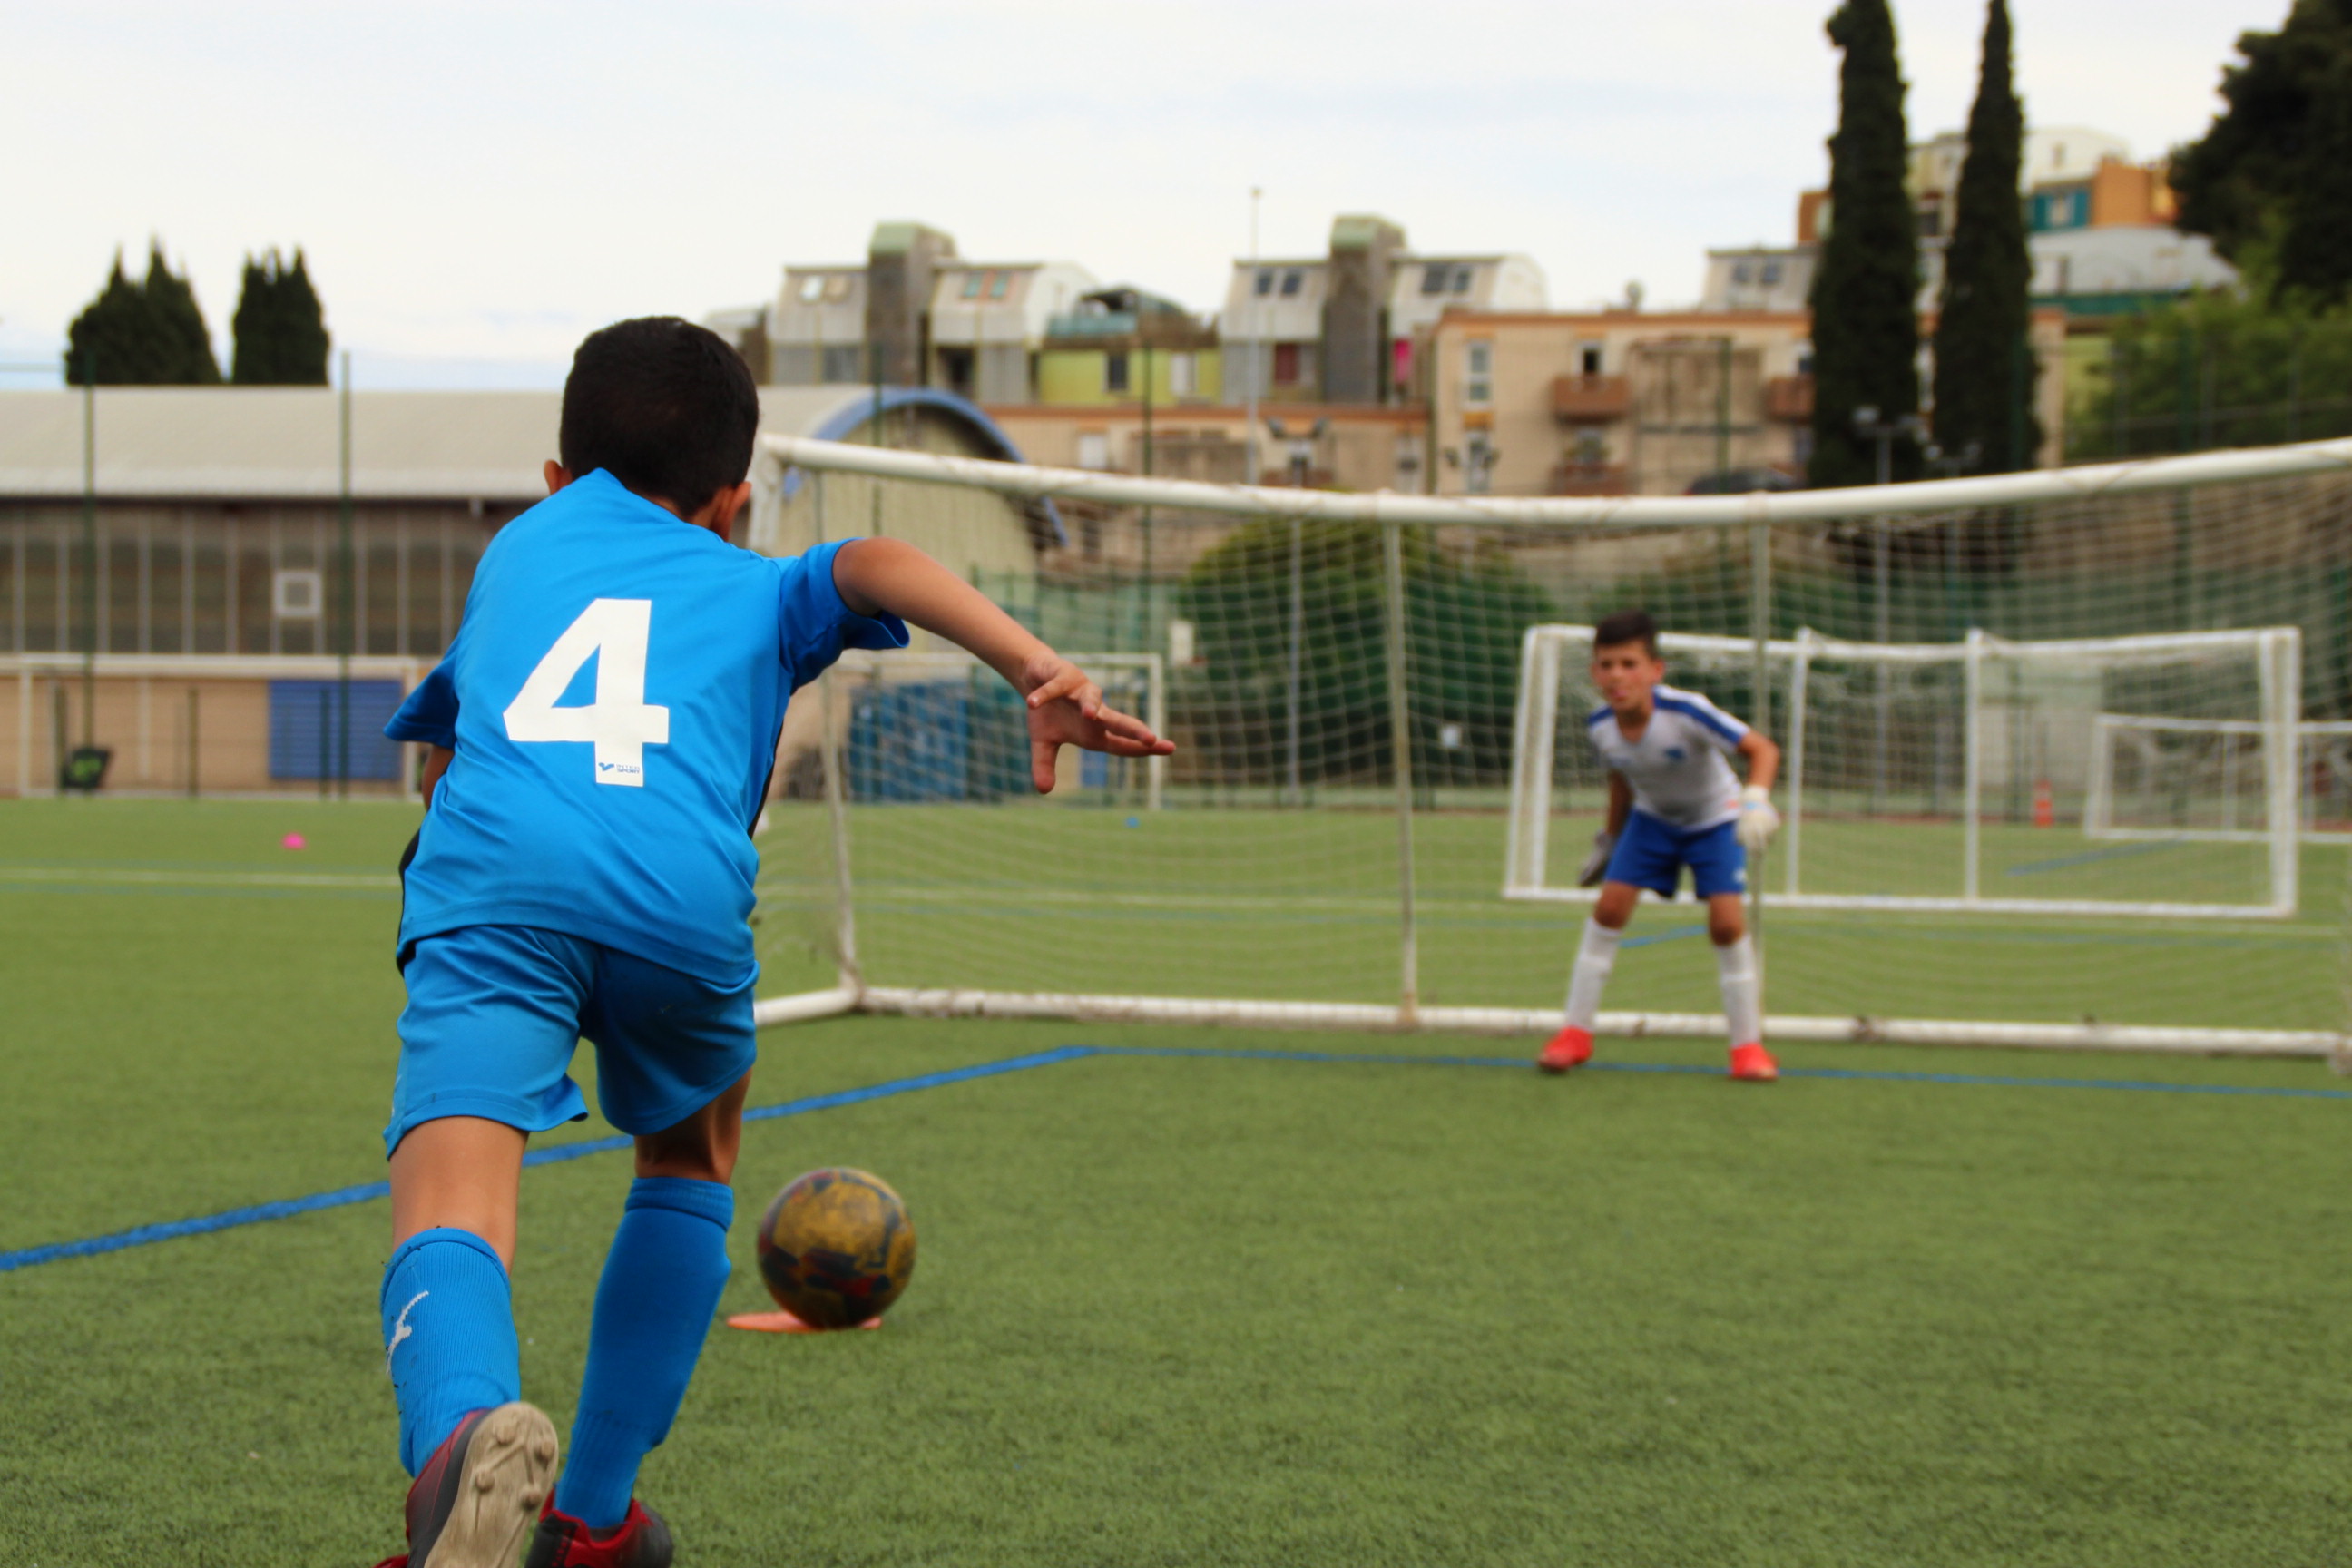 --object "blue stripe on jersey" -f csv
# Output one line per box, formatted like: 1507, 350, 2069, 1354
1653, 693, 1745, 745
1586, 704, 1612, 728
